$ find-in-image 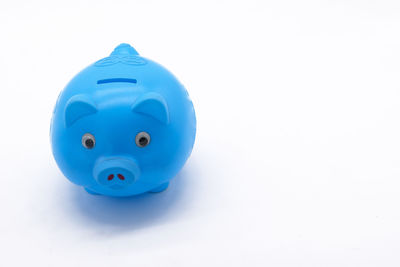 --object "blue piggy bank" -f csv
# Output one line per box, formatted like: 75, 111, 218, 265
50, 43, 196, 197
